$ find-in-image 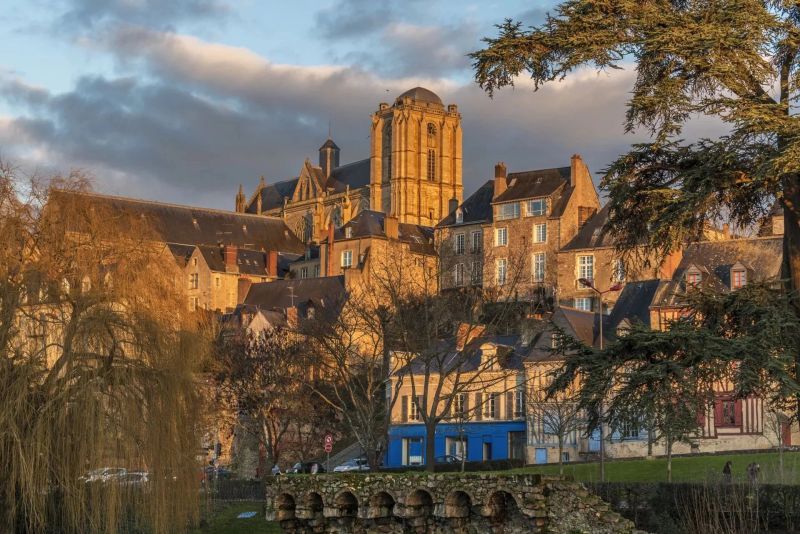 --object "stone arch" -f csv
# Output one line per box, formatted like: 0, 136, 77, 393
444, 490, 472, 519
275, 493, 296, 522
333, 490, 359, 518
405, 488, 434, 517
297, 491, 323, 521
369, 491, 396, 521
484, 490, 521, 530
